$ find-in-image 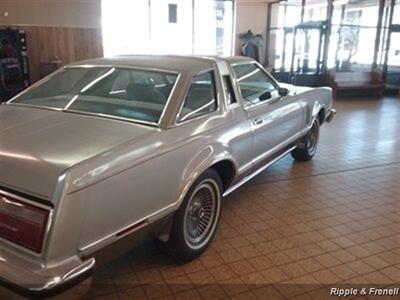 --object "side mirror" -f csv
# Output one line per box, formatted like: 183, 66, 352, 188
259, 91, 272, 101
278, 87, 289, 97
